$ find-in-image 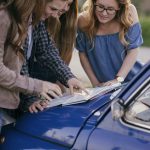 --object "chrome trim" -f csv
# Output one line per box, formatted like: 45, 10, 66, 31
120, 118, 150, 133
124, 77, 150, 105
120, 77, 150, 132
